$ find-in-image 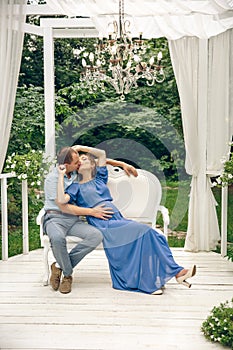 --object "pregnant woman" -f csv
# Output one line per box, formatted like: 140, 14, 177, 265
57, 145, 196, 295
